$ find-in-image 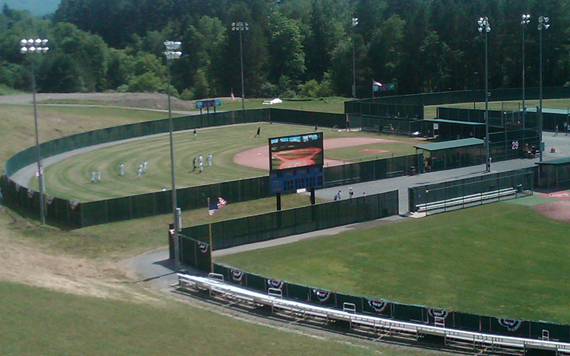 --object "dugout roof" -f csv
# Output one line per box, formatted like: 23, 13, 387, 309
536, 157, 570, 166
414, 138, 484, 152
424, 118, 485, 126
